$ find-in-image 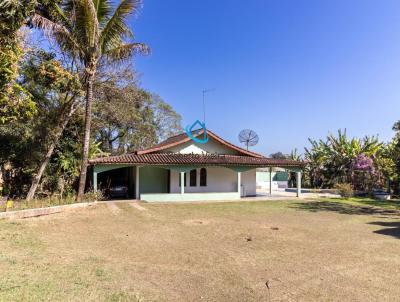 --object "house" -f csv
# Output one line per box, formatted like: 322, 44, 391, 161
89, 129, 303, 202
